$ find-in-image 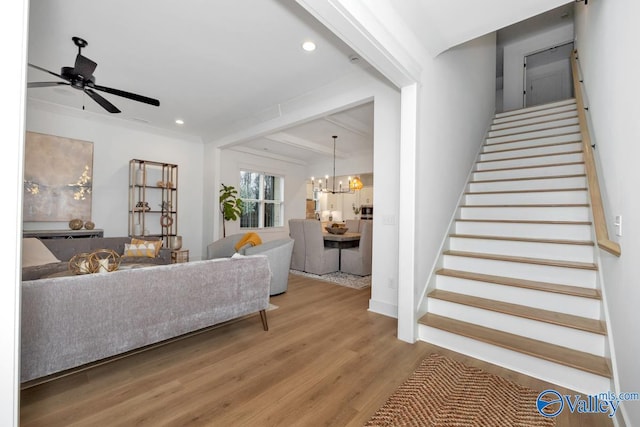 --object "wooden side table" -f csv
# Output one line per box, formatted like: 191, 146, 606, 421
171, 249, 189, 263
